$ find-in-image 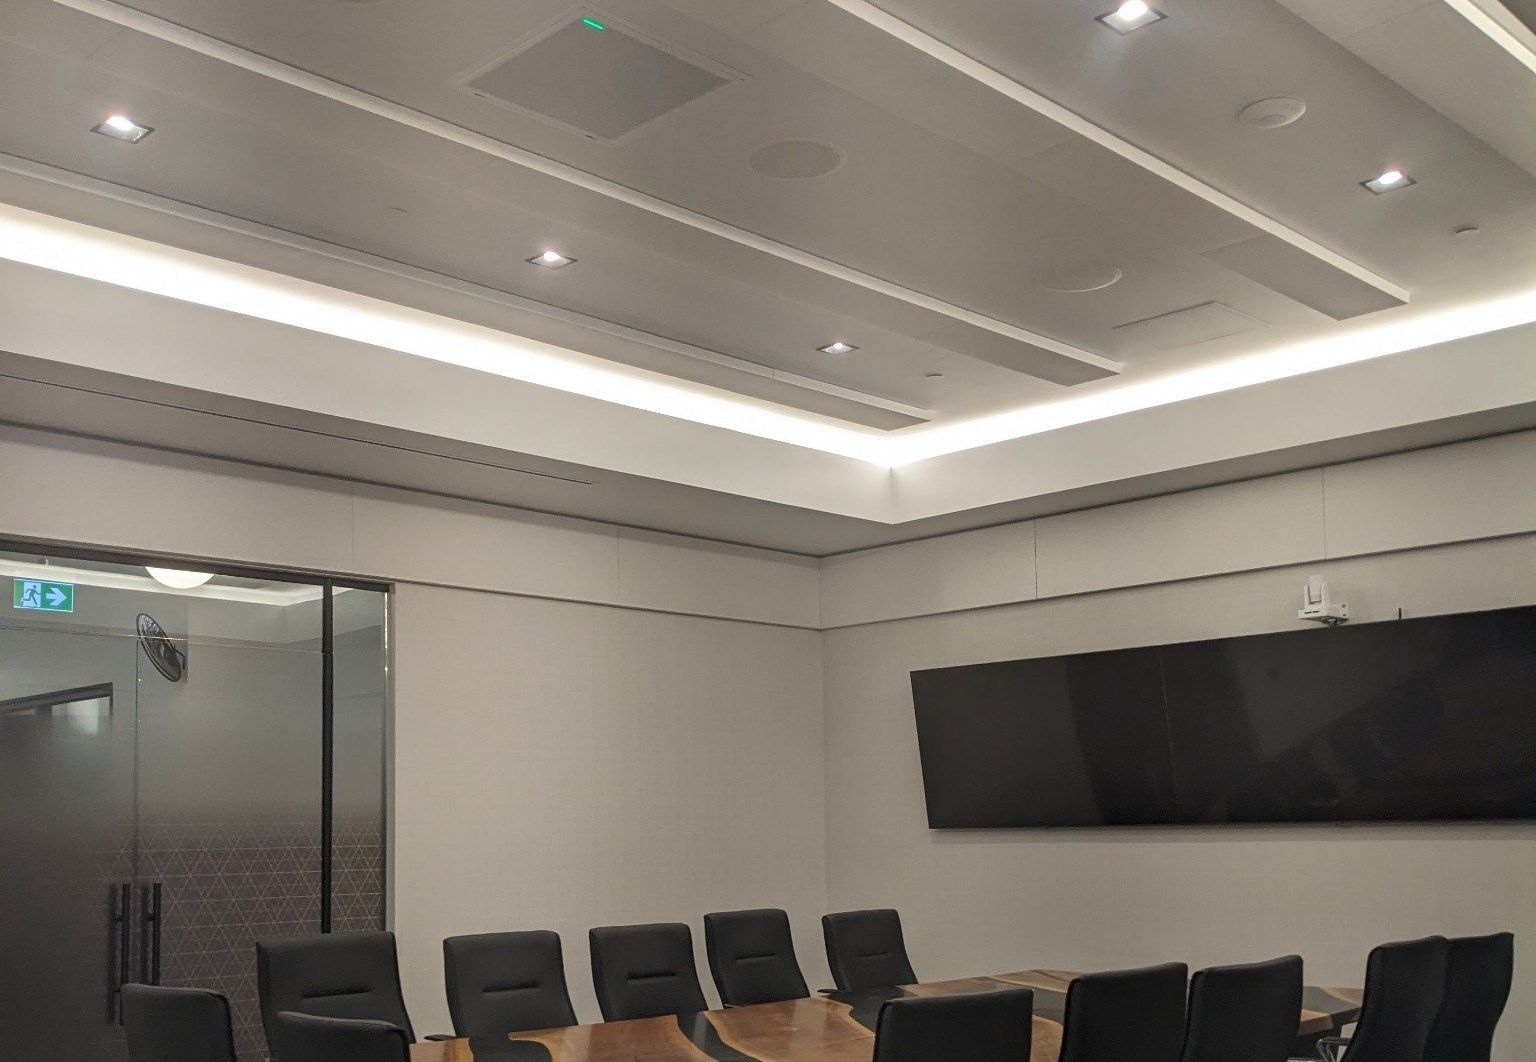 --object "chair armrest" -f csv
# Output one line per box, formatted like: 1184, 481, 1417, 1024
1315, 1035, 1350, 1062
